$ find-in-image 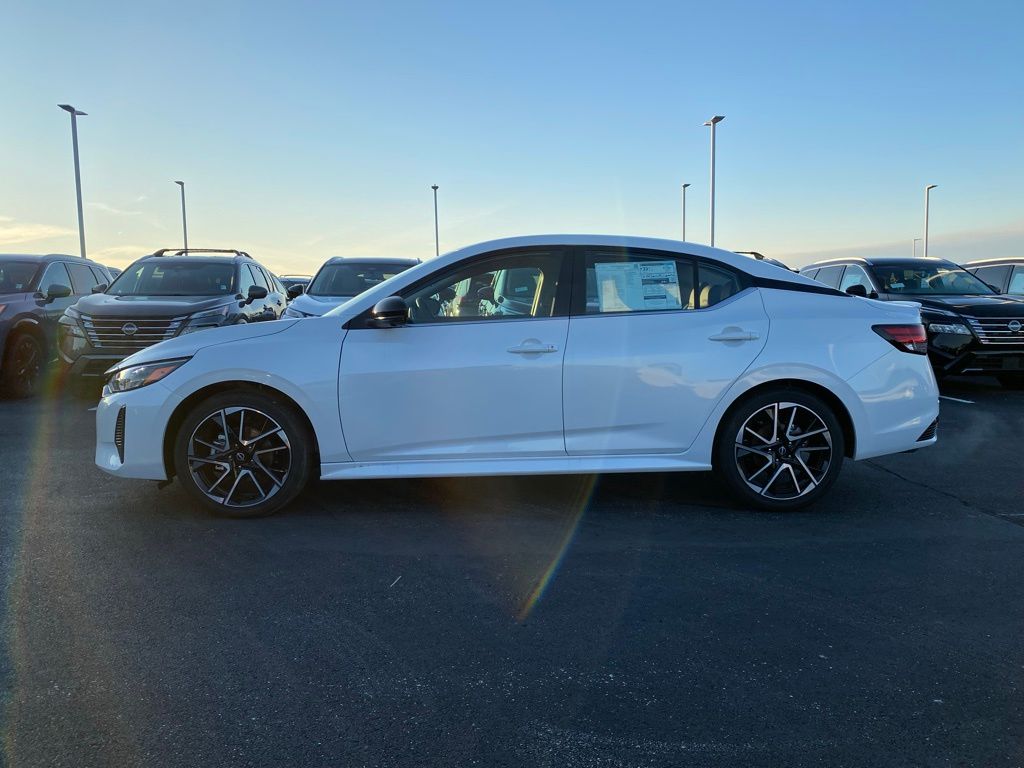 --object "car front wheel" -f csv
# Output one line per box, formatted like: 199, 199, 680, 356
2, 332, 44, 398
173, 390, 312, 518
715, 389, 845, 511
